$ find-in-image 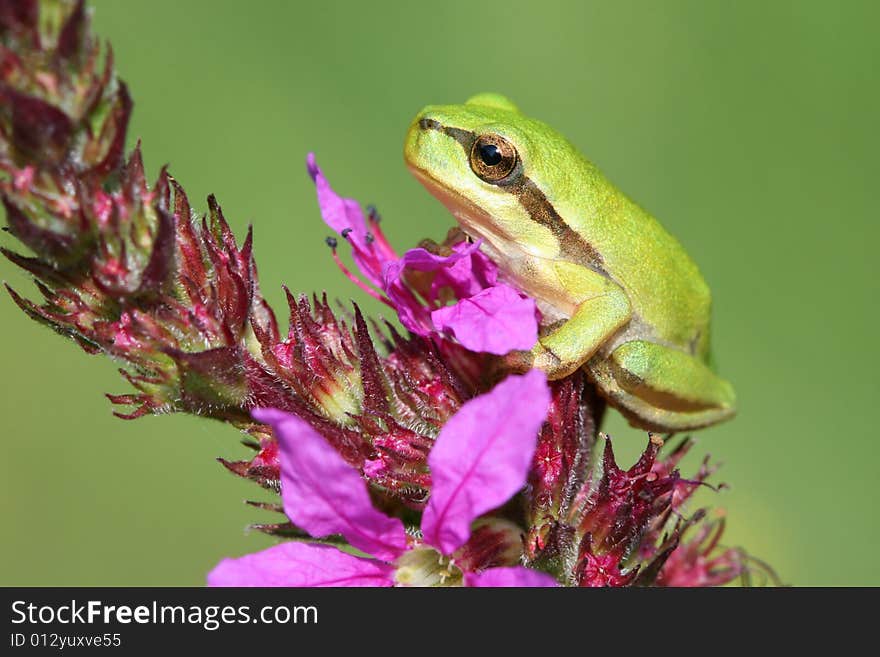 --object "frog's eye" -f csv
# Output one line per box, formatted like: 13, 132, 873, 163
469, 134, 518, 183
